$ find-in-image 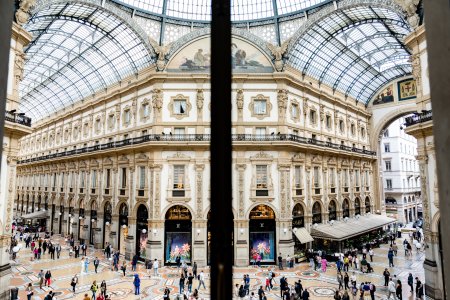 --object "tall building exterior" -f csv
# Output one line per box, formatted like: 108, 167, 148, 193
381, 117, 421, 224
